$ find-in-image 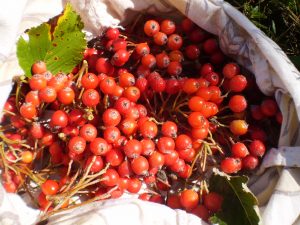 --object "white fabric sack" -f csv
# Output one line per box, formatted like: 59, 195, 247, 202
1, 0, 300, 225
